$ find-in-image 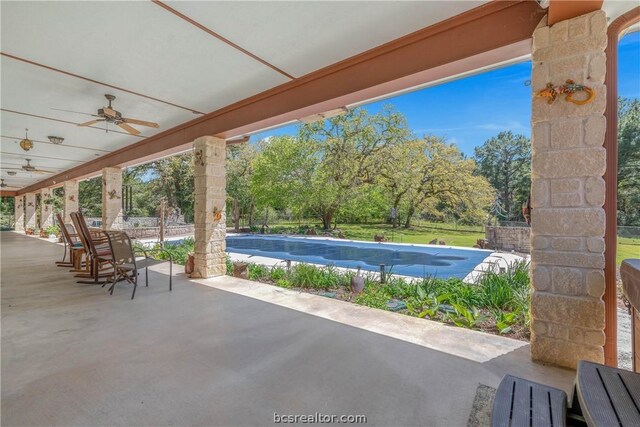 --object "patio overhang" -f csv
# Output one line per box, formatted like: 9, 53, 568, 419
6, 0, 547, 195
